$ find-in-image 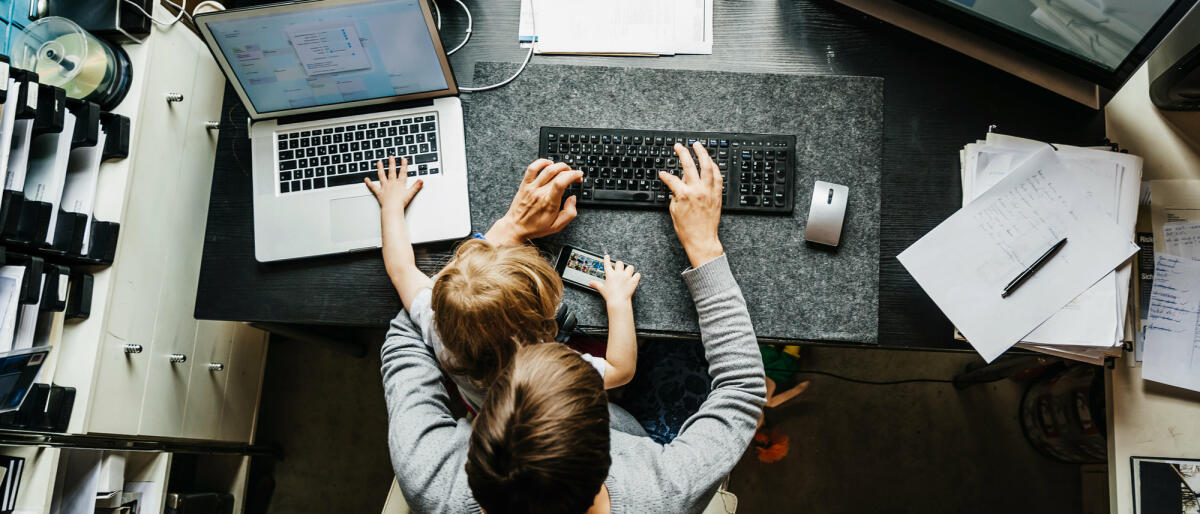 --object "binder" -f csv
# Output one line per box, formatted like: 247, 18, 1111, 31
57, 100, 103, 255
22, 102, 76, 246
0, 455, 23, 513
